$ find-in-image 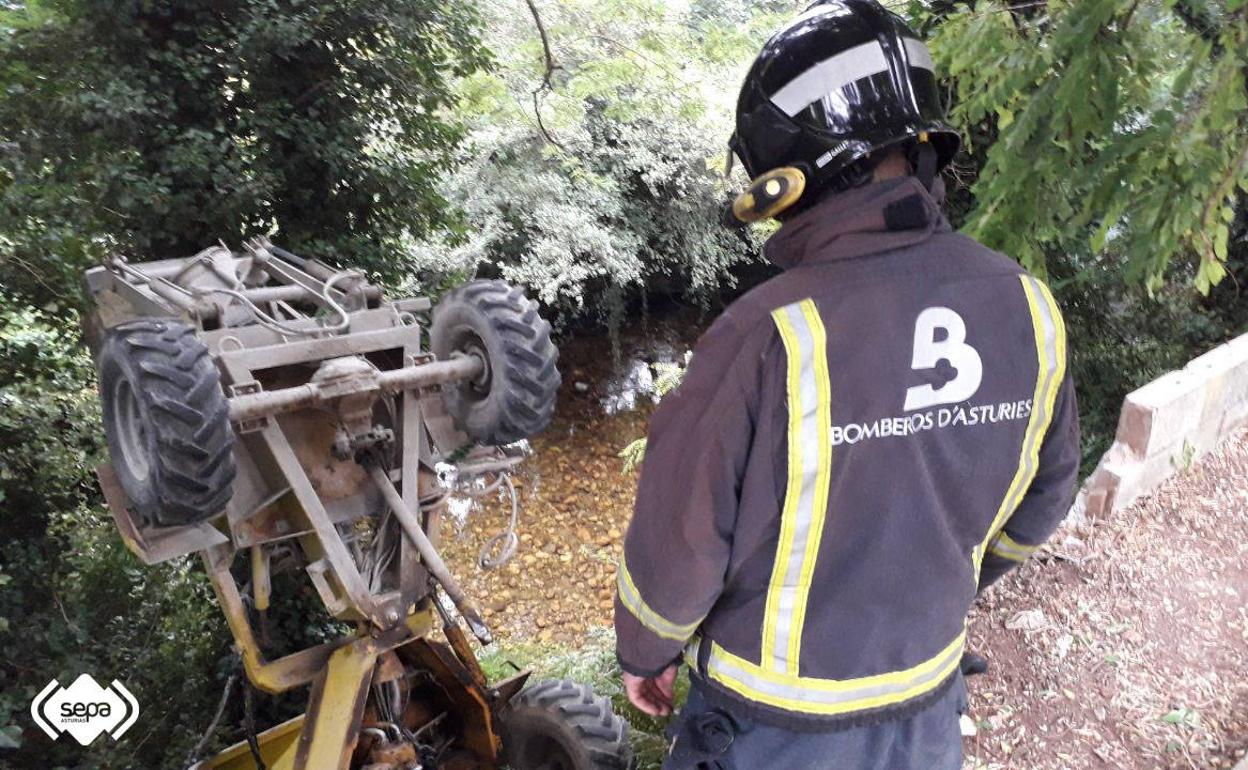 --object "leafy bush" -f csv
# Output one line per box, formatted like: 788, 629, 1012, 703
1055, 248, 1248, 474
0, 303, 225, 766
0, 300, 347, 766
403, 0, 783, 325
924, 0, 1248, 292
0, 0, 489, 308
922, 0, 1248, 468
